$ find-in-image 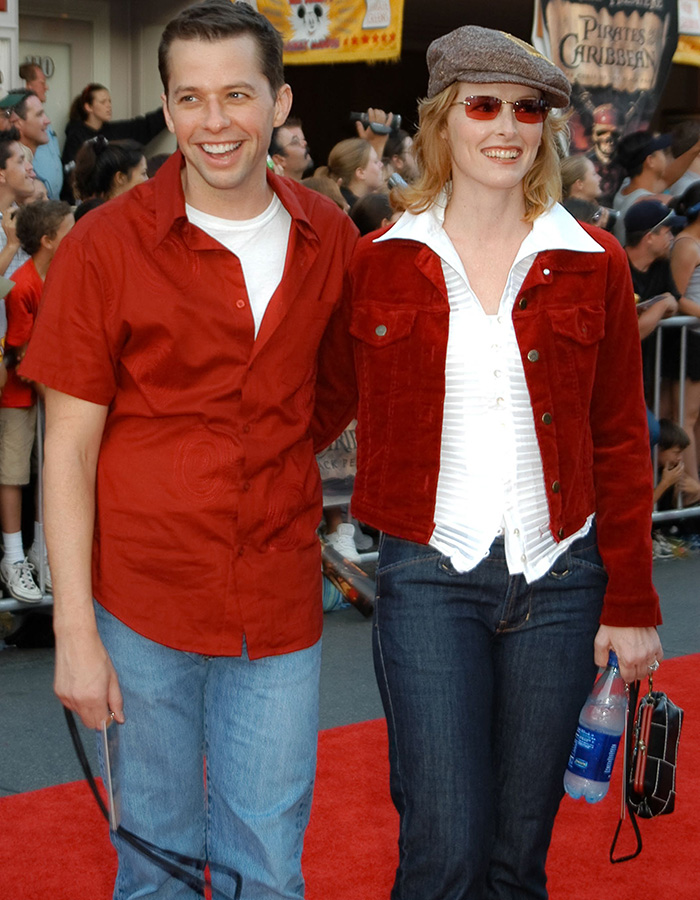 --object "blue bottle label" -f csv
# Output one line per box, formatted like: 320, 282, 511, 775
566, 725, 619, 782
